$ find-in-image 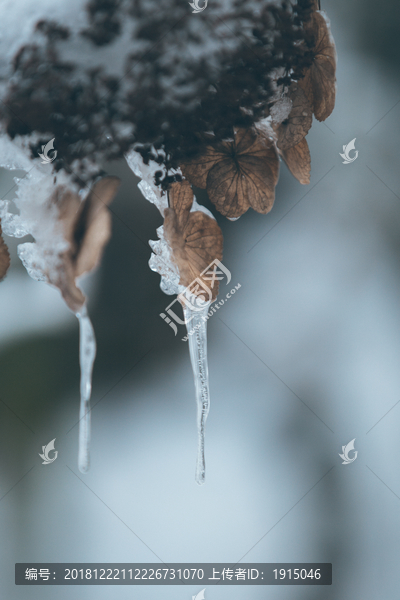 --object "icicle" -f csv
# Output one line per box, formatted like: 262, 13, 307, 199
126, 150, 217, 485
76, 304, 97, 473
183, 301, 211, 485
